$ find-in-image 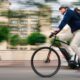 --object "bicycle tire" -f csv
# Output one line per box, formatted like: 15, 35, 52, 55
31, 47, 61, 77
